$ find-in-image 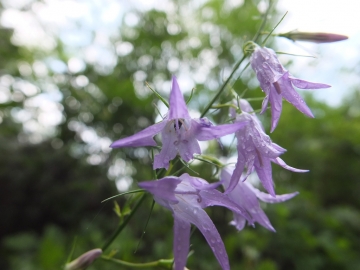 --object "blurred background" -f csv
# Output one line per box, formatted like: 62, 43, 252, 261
0, 0, 359, 269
